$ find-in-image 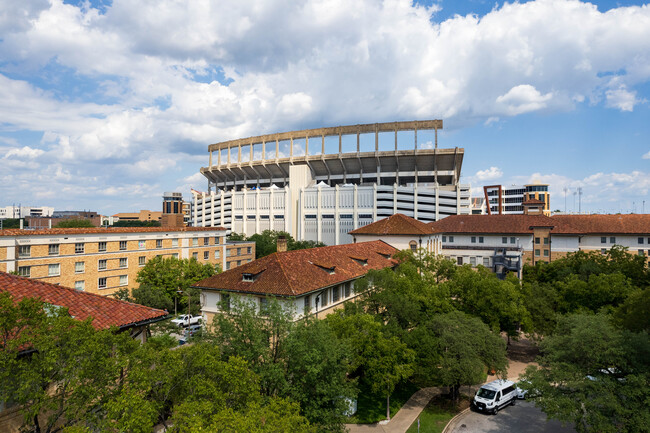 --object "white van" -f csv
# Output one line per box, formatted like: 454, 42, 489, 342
471, 379, 518, 415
